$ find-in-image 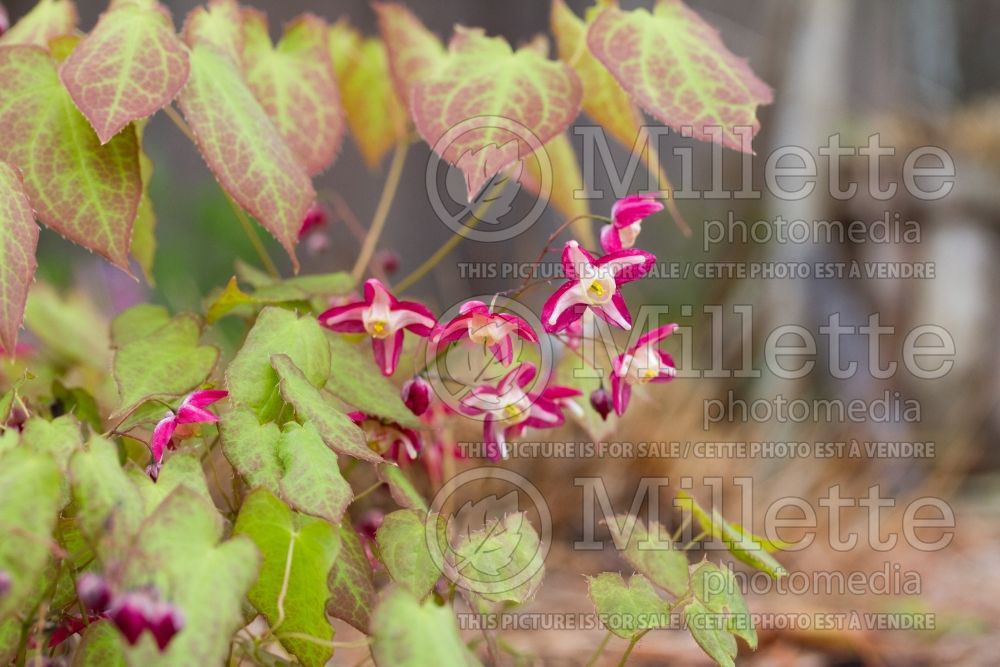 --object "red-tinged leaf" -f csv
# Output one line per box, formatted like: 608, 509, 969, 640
373, 2, 445, 107
0, 46, 141, 269
326, 524, 376, 634
182, 0, 242, 65
587, 0, 773, 153
60, 2, 190, 144
0, 161, 38, 355
0, 0, 76, 47
340, 38, 408, 170
177, 42, 314, 272
411, 26, 582, 201
242, 10, 344, 175
519, 132, 594, 247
